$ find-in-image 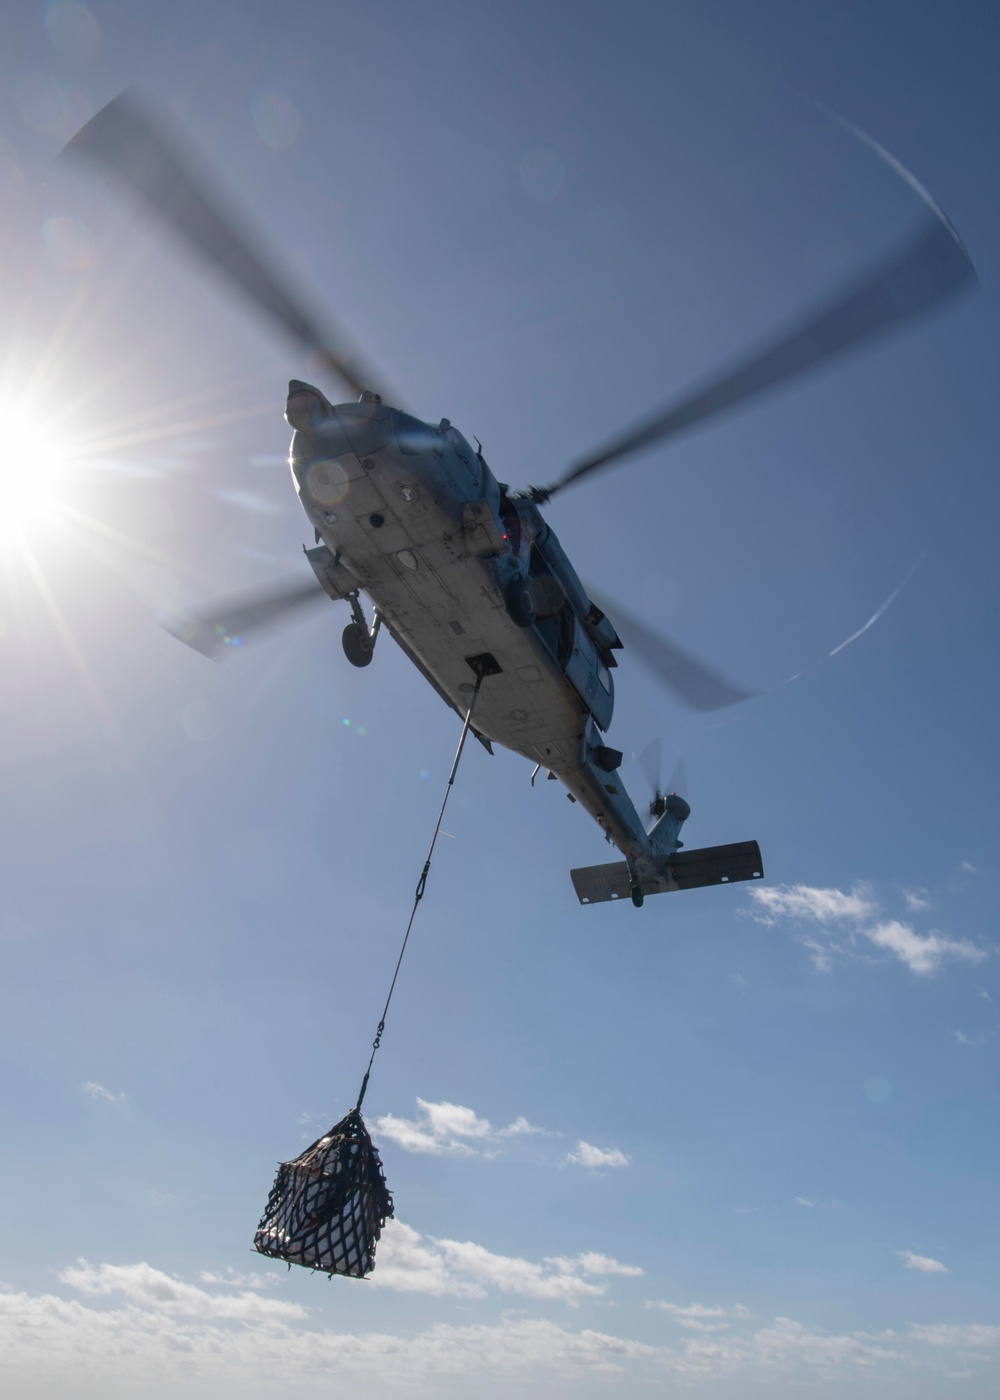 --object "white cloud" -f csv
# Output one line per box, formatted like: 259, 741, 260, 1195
295, 1109, 334, 1131
436, 1240, 603, 1303
0, 1265, 994, 1396
794, 1197, 844, 1209
910, 1323, 1000, 1347
975, 985, 993, 1003
82, 1081, 125, 1104
898, 1251, 948, 1274
952, 1029, 986, 1048
375, 1099, 546, 1157
903, 889, 931, 912
572, 1253, 644, 1278
960, 860, 978, 874
197, 1268, 280, 1290
863, 921, 986, 976
0, 1289, 677, 1395
420, 1100, 495, 1140
372, 1221, 482, 1297
565, 1141, 630, 1169
647, 1301, 751, 1332
375, 1111, 470, 1156
798, 935, 836, 973
498, 1115, 544, 1137
747, 884, 989, 977
750, 1316, 903, 1370
368, 1222, 640, 1304
748, 884, 876, 925
58, 1261, 306, 1321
